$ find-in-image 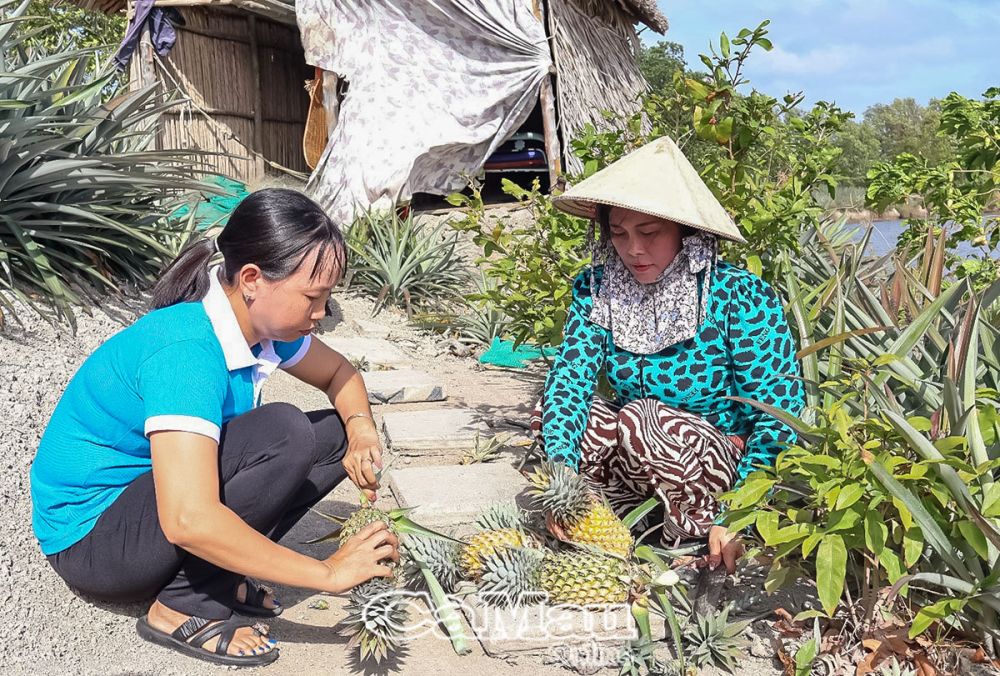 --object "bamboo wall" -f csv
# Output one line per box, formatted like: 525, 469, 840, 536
548, 0, 650, 175
153, 7, 311, 185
